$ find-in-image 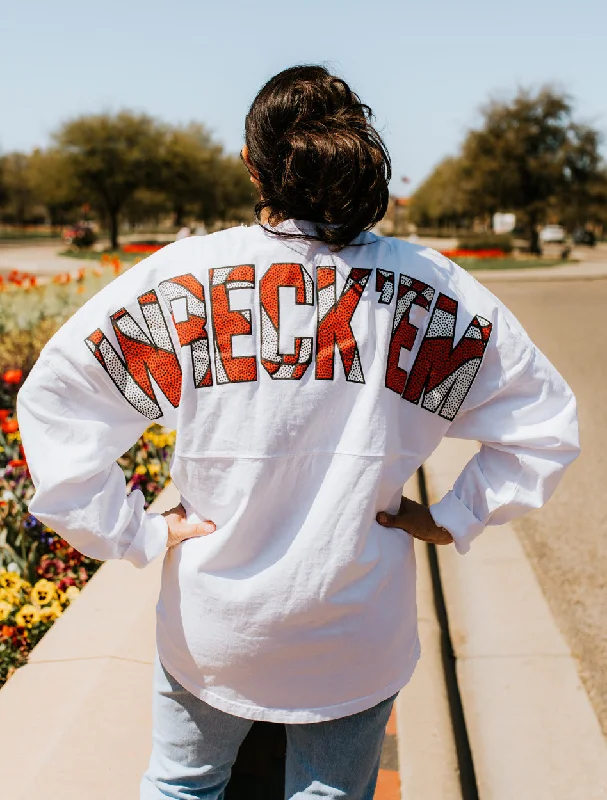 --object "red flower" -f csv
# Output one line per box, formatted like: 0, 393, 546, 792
1, 625, 14, 639
2, 369, 23, 385
0, 409, 10, 422
8, 459, 27, 468
1, 419, 19, 434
